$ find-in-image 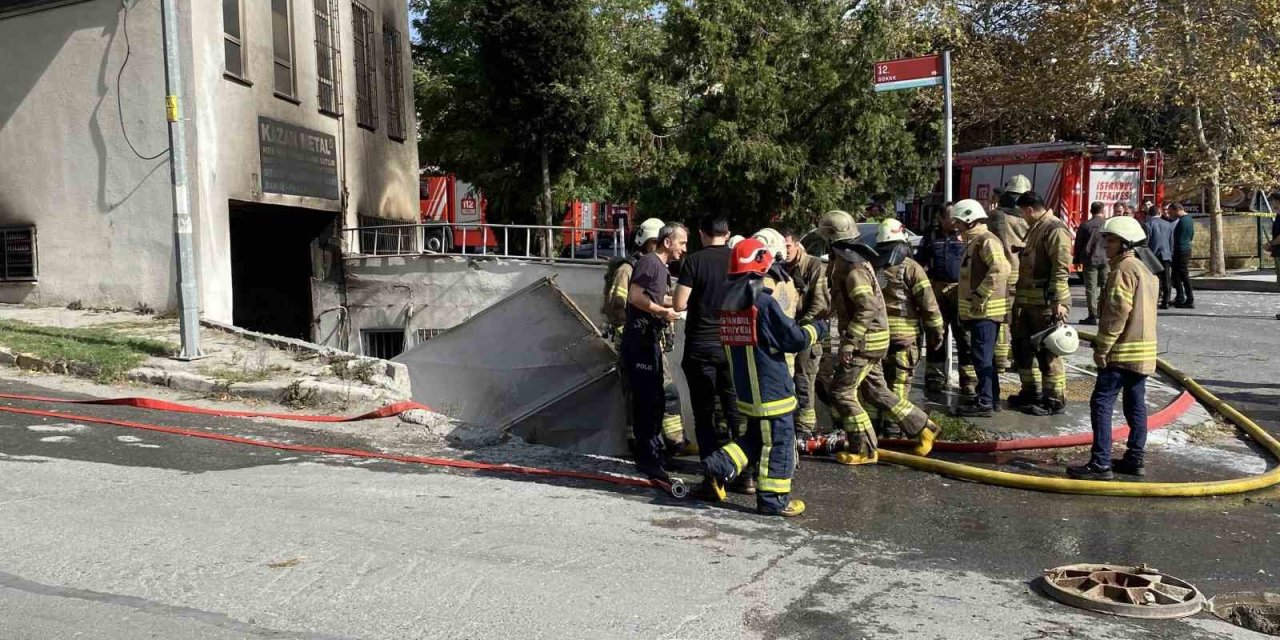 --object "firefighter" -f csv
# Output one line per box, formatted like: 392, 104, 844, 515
753, 228, 800, 370
700, 238, 828, 516
818, 210, 940, 464
1011, 191, 1074, 416
1068, 216, 1158, 480
602, 218, 687, 451
917, 204, 974, 395
989, 176, 1031, 377
872, 219, 945, 437
781, 227, 829, 438
952, 199, 1012, 417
